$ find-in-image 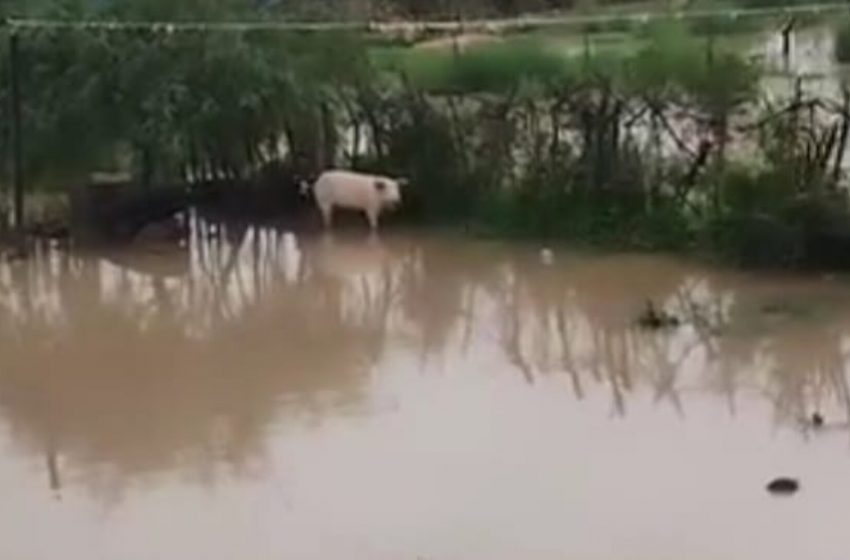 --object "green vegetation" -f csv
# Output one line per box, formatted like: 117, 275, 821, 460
835, 19, 850, 63
0, 0, 849, 268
